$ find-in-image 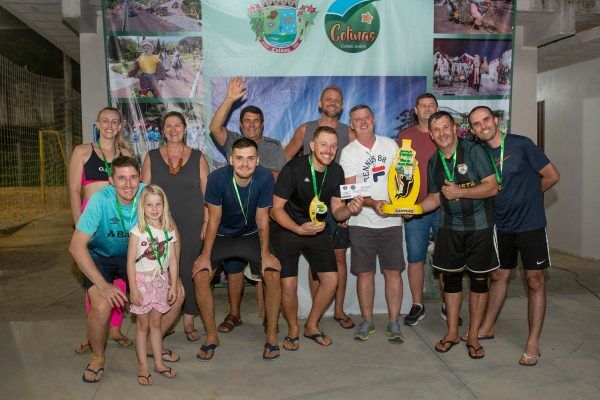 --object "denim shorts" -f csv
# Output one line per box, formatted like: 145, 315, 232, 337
404, 209, 440, 263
